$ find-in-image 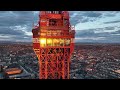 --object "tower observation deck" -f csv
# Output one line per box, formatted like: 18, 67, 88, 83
32, 11, 75, 79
